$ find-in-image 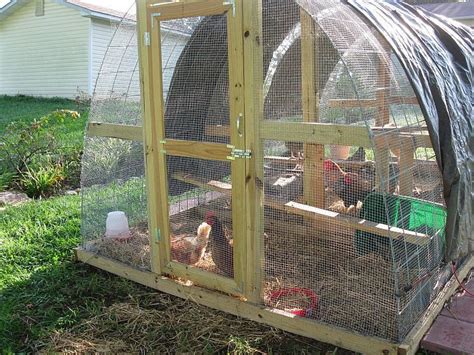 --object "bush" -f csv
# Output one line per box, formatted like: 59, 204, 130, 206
0, 110, 81, 196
